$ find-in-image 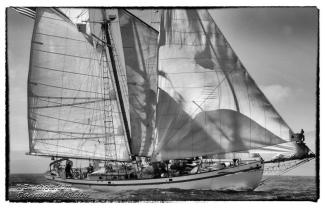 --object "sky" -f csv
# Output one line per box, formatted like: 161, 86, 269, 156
7, 8, 318, 175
